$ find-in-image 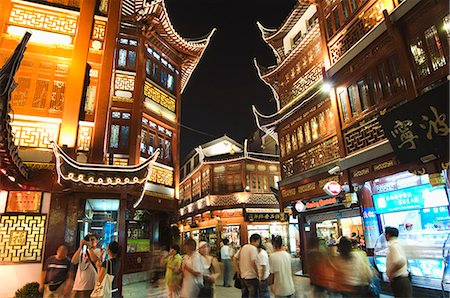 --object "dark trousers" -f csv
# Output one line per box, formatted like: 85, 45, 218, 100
241, 278, 259, 298
223, 259, 231, 286
259, 278, 270, 298
390, 276, 412, 298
